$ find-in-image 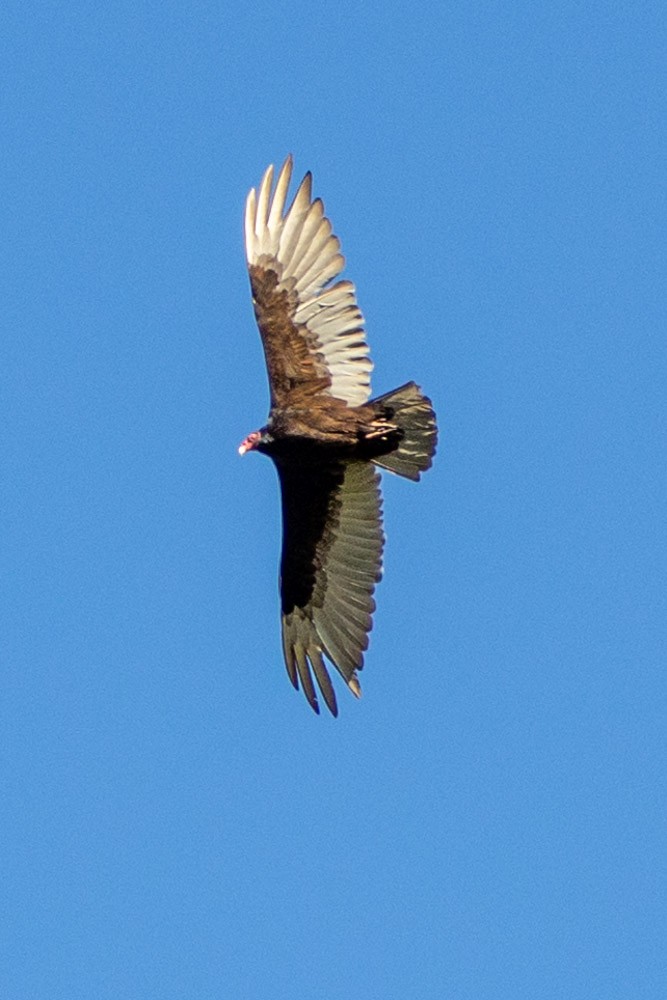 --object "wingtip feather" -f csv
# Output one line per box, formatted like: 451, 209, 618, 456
244, 187, 257, 262
267, 155, 293, 232
255, 163, 275, 237
348, 676, 362, 699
